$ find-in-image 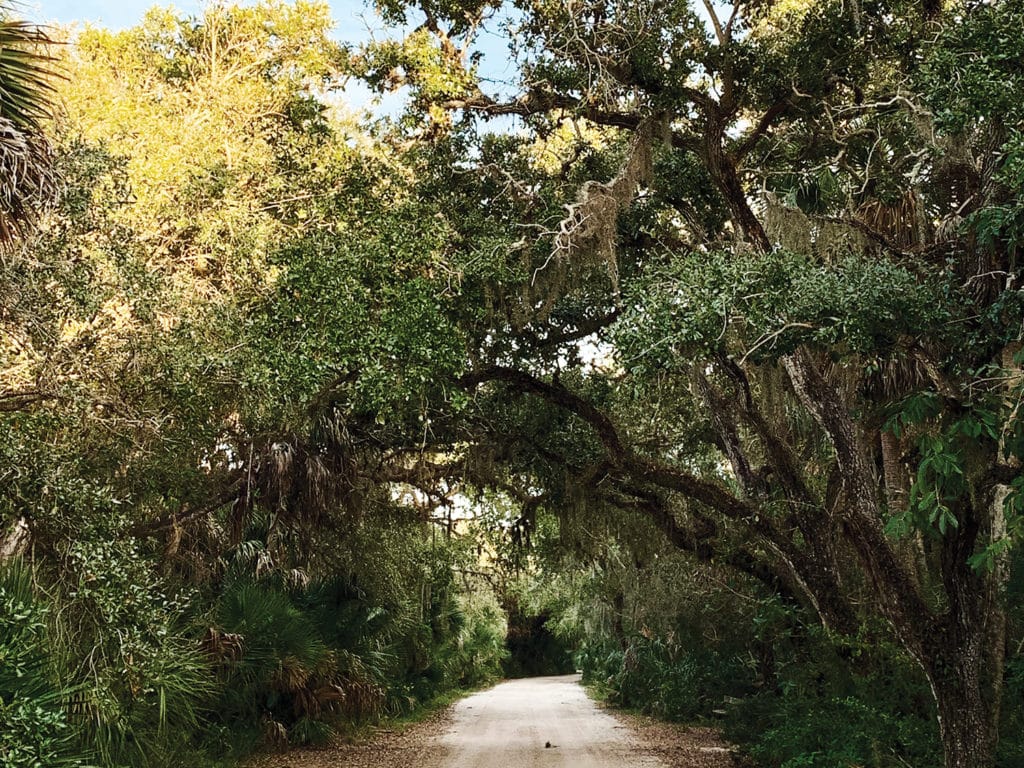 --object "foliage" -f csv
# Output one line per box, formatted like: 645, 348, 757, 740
0, 4, 59, 247
55, 536, 213, 768
450, 590, 509, 686
0, 560, 88, 768
203, 514, 508, 754
586, 636, 748, 723
614, 250, 950, 369
722, 627, 941, 768
554, 551, 943, 768
212, 580, 343, 747
4, 1, 1024, 767
1, 6, 506, 765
